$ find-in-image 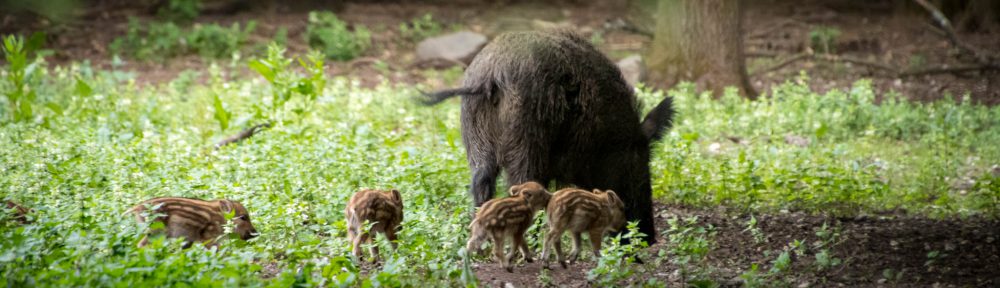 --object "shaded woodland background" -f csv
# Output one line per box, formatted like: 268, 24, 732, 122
2, 0, 998, 104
